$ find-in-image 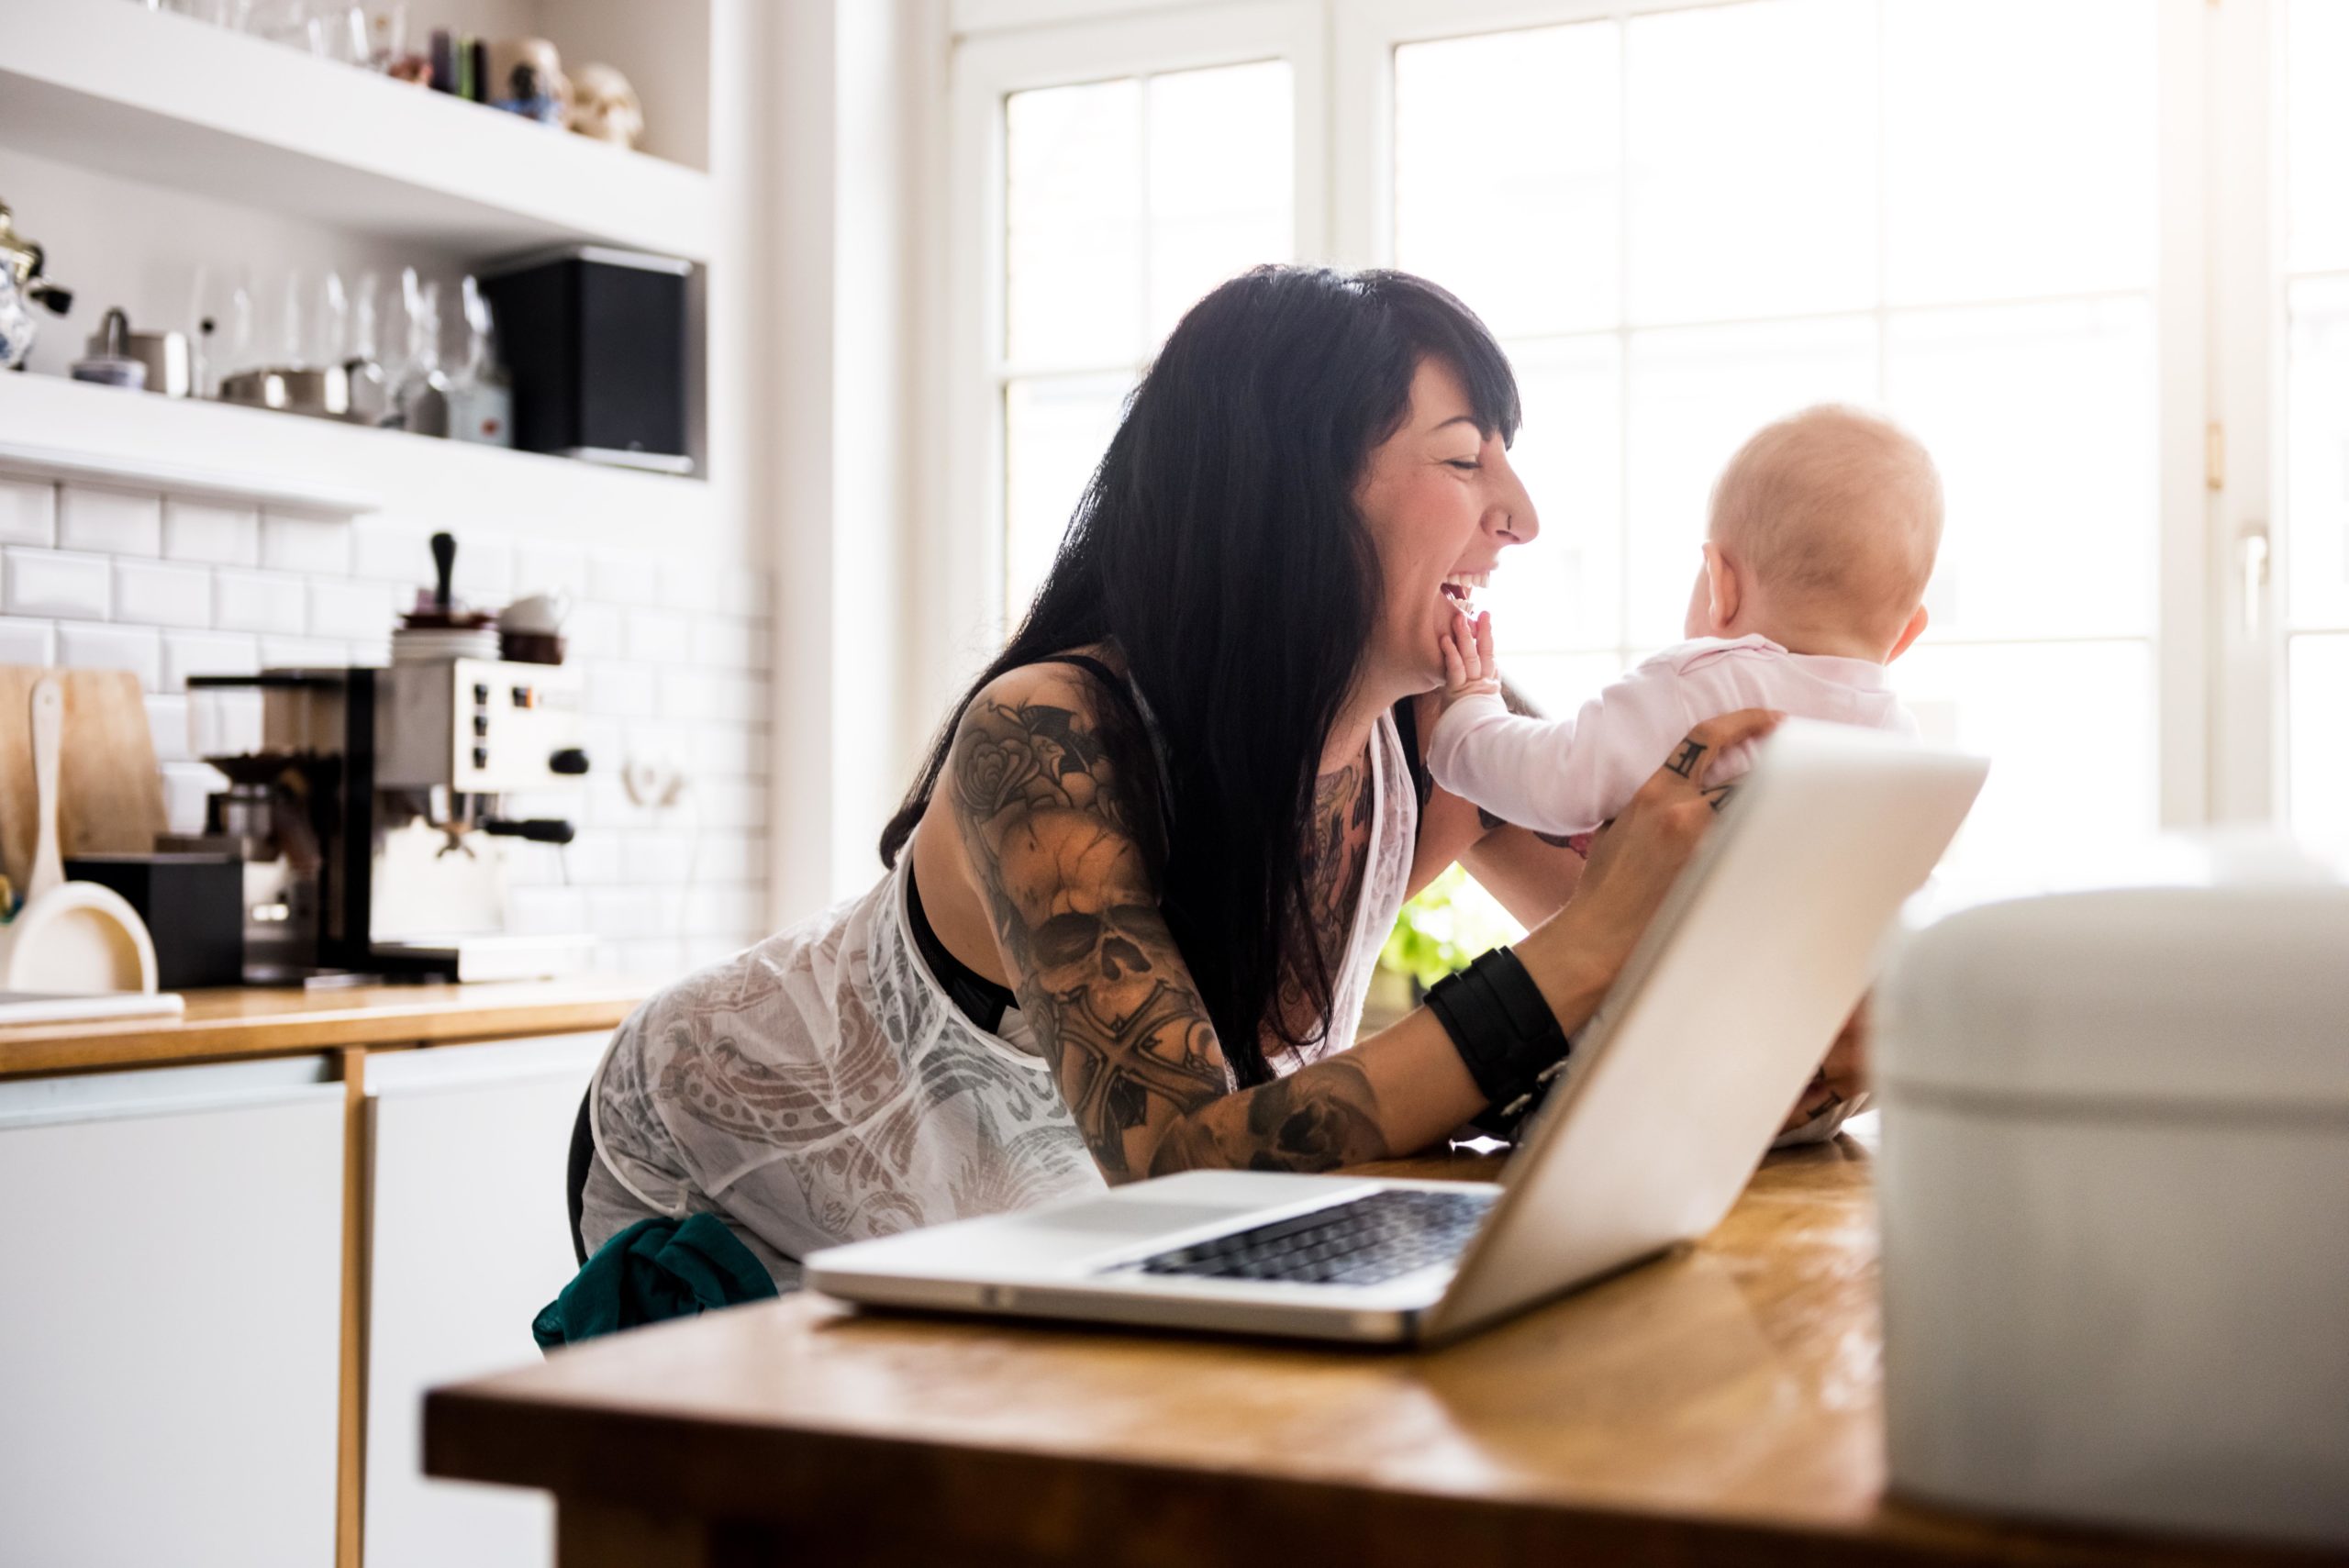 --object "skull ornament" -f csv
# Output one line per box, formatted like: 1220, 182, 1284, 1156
488, 38, 571, 119
570, 62, 645, 150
